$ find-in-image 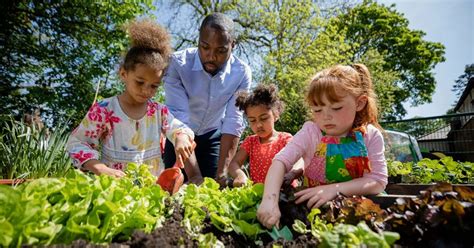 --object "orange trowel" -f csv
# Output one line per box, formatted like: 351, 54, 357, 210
157, 142, 196, 194
157, 160, 185, 194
